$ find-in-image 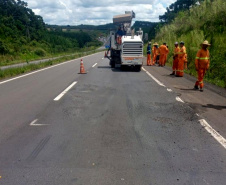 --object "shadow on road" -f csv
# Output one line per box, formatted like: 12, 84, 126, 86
180, 88, 198, 91
161, 74, 176, 78
111, 67, 140, 72
202, 104, 226, 110
97, 66, 111, 69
